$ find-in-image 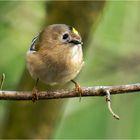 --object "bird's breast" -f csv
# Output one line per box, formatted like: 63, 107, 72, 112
26, 45, 84, 85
